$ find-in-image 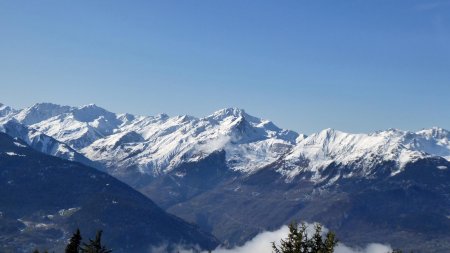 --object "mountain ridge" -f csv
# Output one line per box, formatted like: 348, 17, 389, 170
0, 132, 219, 252
0, 102, 449, 182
